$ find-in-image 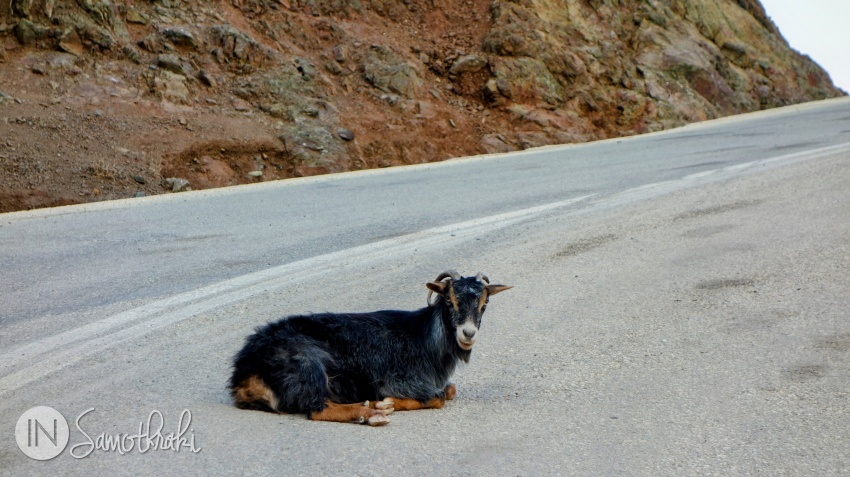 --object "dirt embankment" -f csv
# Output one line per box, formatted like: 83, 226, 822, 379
0, 0, 843, 213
